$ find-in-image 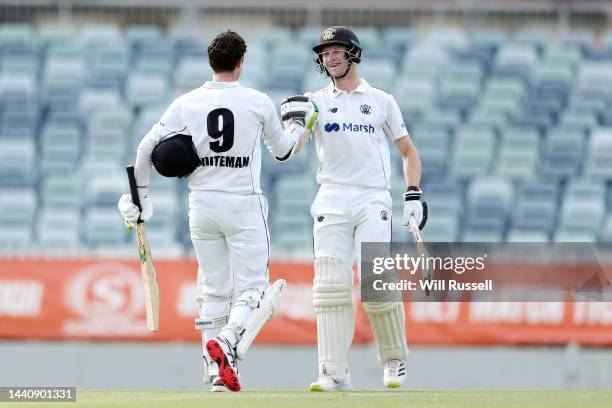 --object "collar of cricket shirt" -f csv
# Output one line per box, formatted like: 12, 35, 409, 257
328, 79, 370, 97
203, 81, 241, 89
